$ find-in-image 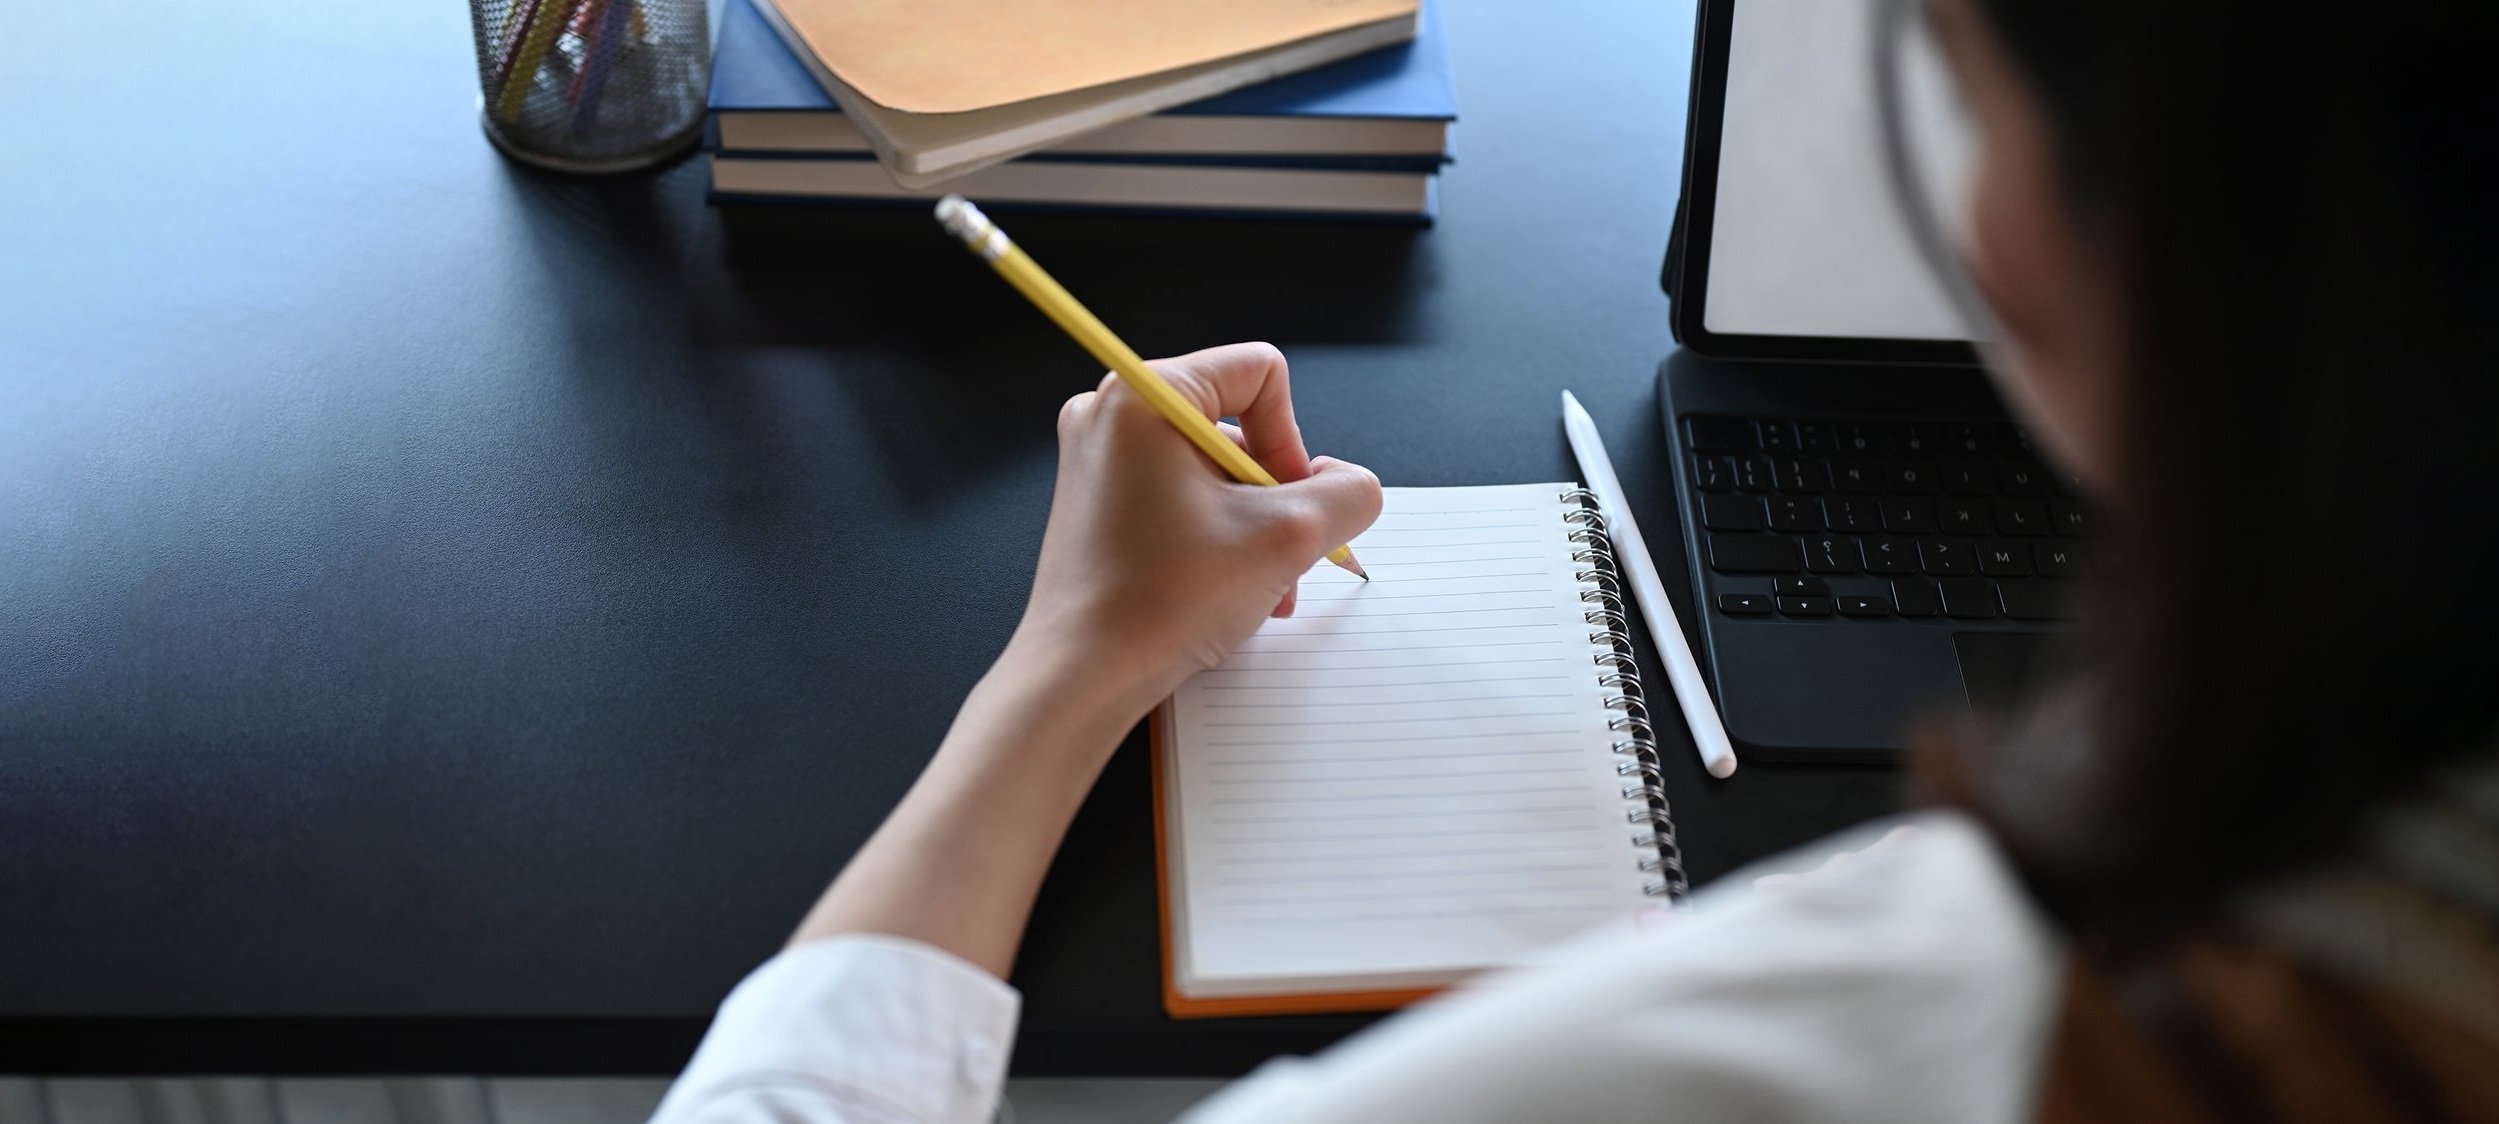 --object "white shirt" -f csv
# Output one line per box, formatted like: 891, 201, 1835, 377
650, 812, 2066, 1124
